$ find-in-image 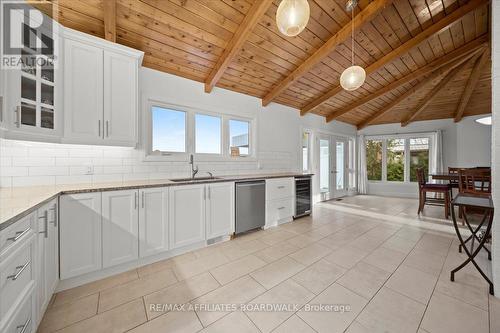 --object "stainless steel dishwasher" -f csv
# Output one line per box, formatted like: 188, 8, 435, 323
235, 180, 266, 234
